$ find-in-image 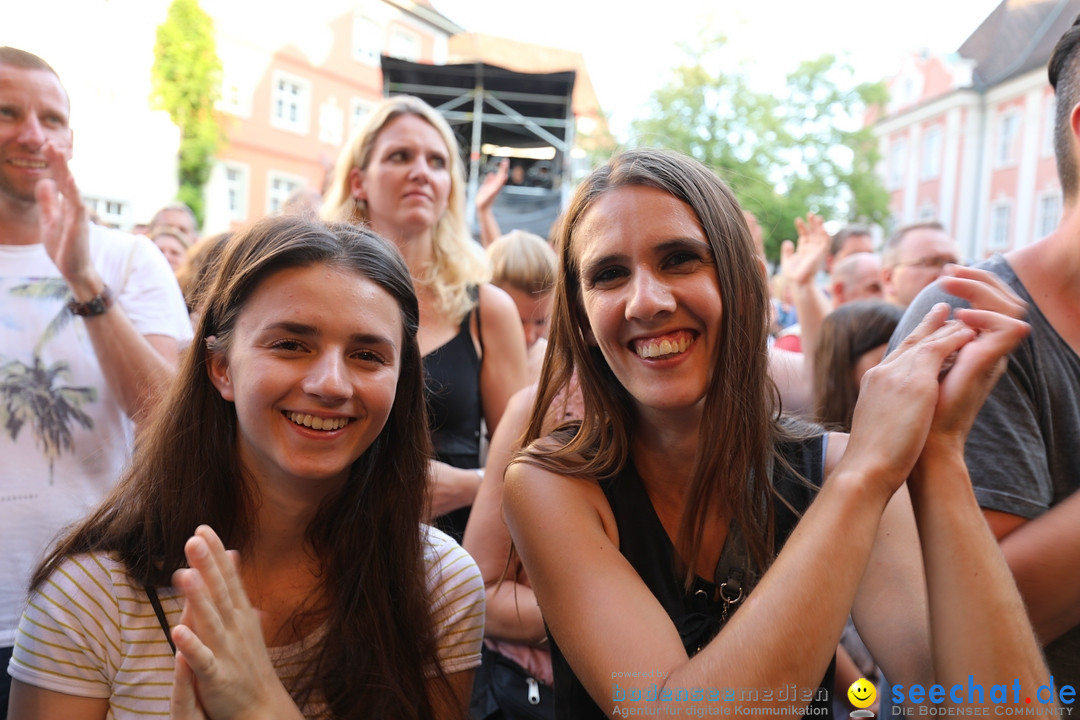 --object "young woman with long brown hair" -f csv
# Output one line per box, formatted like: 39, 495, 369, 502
503, 149, 1048, 717
8, 216, 484, 719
